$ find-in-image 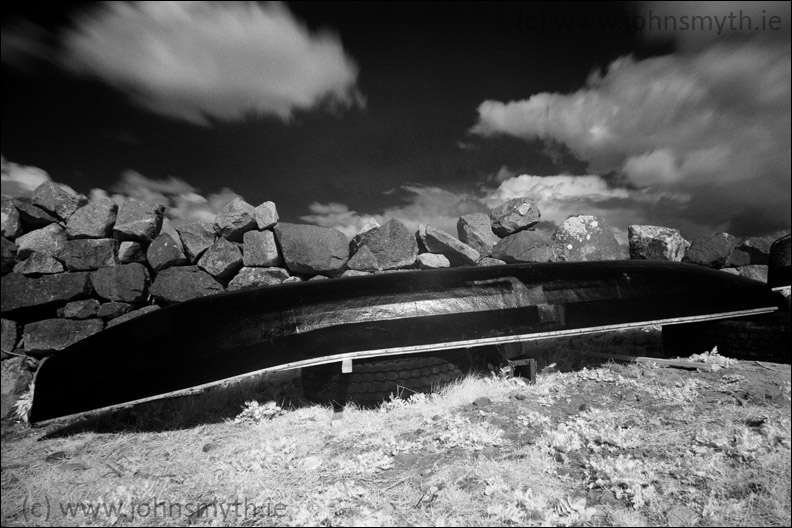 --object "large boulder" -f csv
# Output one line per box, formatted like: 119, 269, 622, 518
551, 215, 622, 262
1, 318, 20, 360
739, 265, 769, 282
768, 234, 790, 288
60, 238, 117, 271
149, 266, 224, 304
416, 253, 451, 269
490, 197, 541, 237
113, 199, 164, 243
350, 218, 381, 254
91, 263, 150, 303
346, 245, 379, 272
13, 252, 64, 275
117, 241, 148, 264
228, 267, 290, 290
341, 270, 371, 277
22, 318, 104, 357
628, 225, 687, 261
684, 233, 739, 269
254, 201, 279, 230
478, 257, 508, 267
1, 196, 23, 240
106, 305, 160, 328
198, 238, 244, 280
492, 231, 554, 263
722, 265, 769, 283
350, 218, 418, 271
57, 299, 101, 319
274, 223, 349, 277
13, 198, 59, 228
65, 197, 117, 239
31, 181, 87, 222
1, 272, 92, 313
214, 198, 257, 242
418, 225, 480, 266
15, 223, 67, 259
147, 233, 188, 272
97, 301, 134, 320
726, 237, 772, 267
175, 221, 216, 263
1, 237, 17, 275
458, 213, 499, 257
242, 230, 281, 267
1, 357, 33, 419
